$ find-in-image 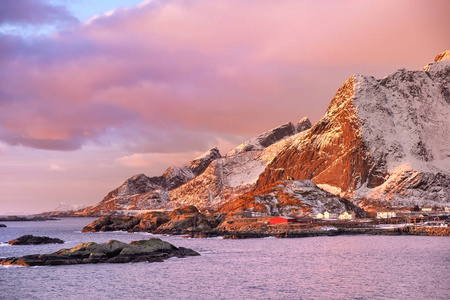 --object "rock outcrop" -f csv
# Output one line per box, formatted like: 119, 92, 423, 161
81, 215, 142, 232
8, 235, 64, 245
82, 205, 225, 235
0, 238, 199, 267
227, 118, 311, 156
